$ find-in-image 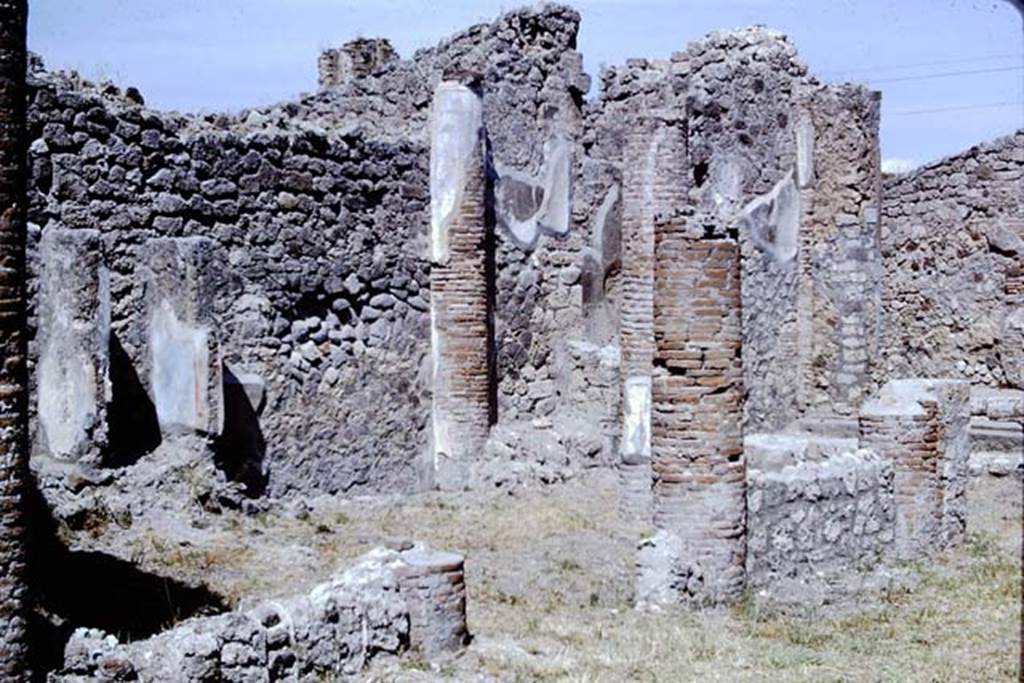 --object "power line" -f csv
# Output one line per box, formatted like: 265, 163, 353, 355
865, 65, 1023, 84
889, 100, 1023, 116
822, 53, 1021, 78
